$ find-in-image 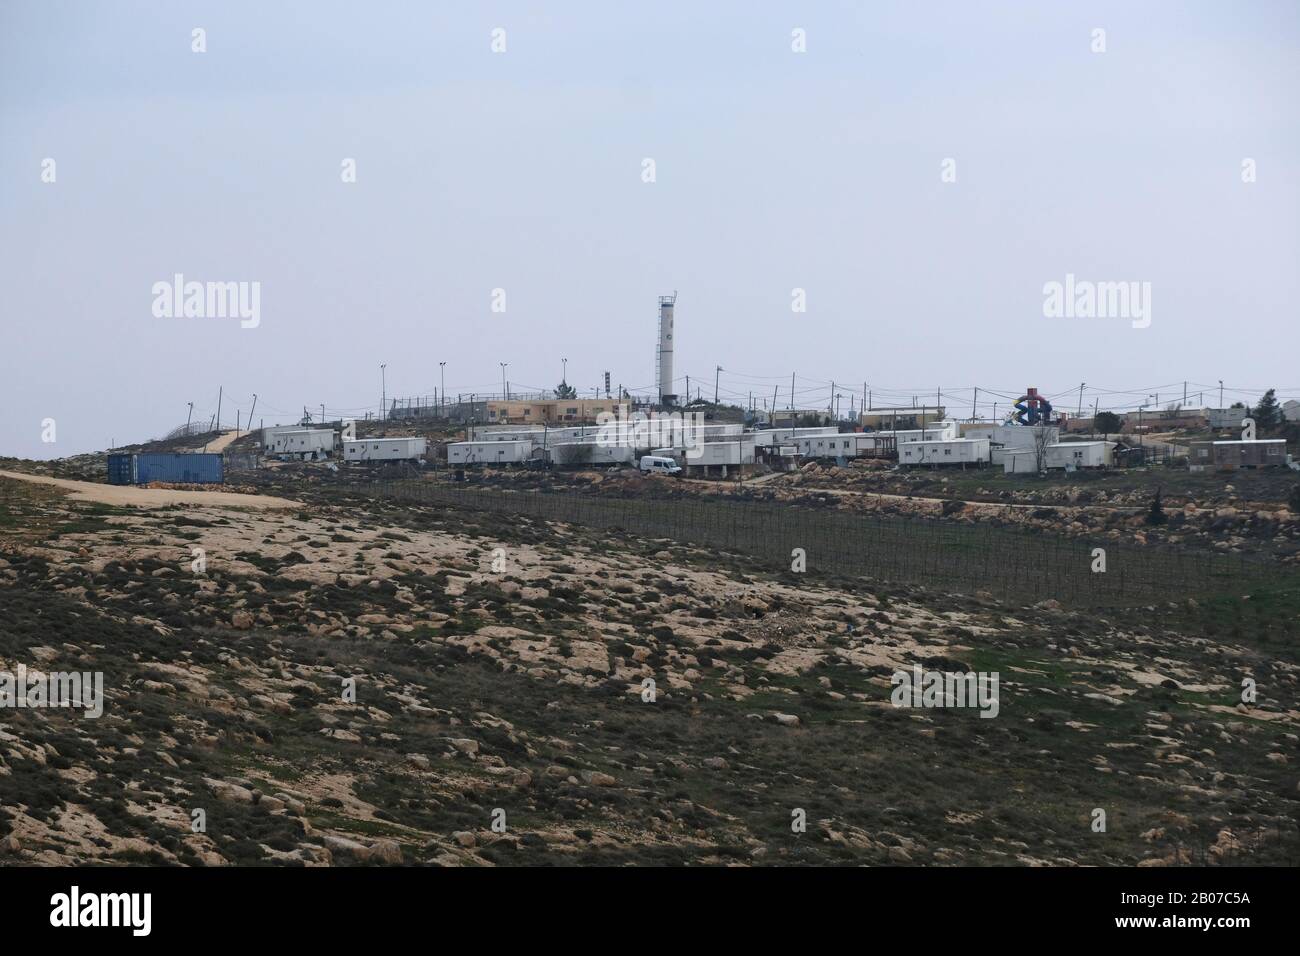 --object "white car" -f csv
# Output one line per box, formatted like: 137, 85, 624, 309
639, 455, 682, 476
